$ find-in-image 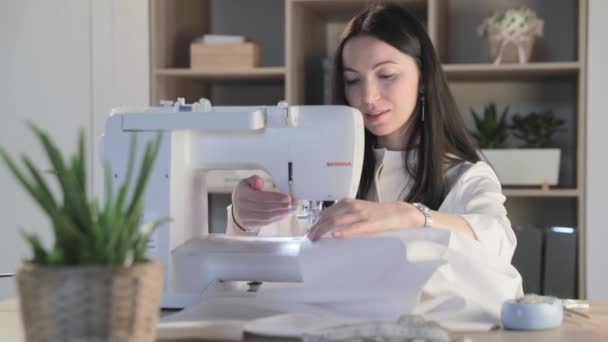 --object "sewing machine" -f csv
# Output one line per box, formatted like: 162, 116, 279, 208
101, 98, 365, 308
